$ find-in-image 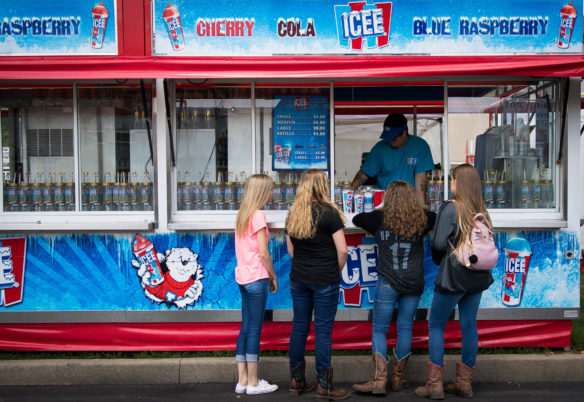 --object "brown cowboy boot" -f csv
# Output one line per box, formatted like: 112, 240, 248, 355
289, 360, 315, 396
445, 361, 474, 398
352, 352, 388, 395
315, 367, 350, 400
414, 362, 445, 400
390, 350, 410, 391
